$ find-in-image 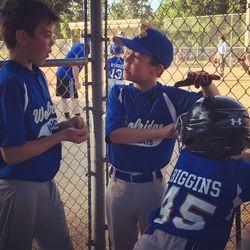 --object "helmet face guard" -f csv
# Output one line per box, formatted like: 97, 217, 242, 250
177, 96, 250, 159
176, 112, 187, 152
